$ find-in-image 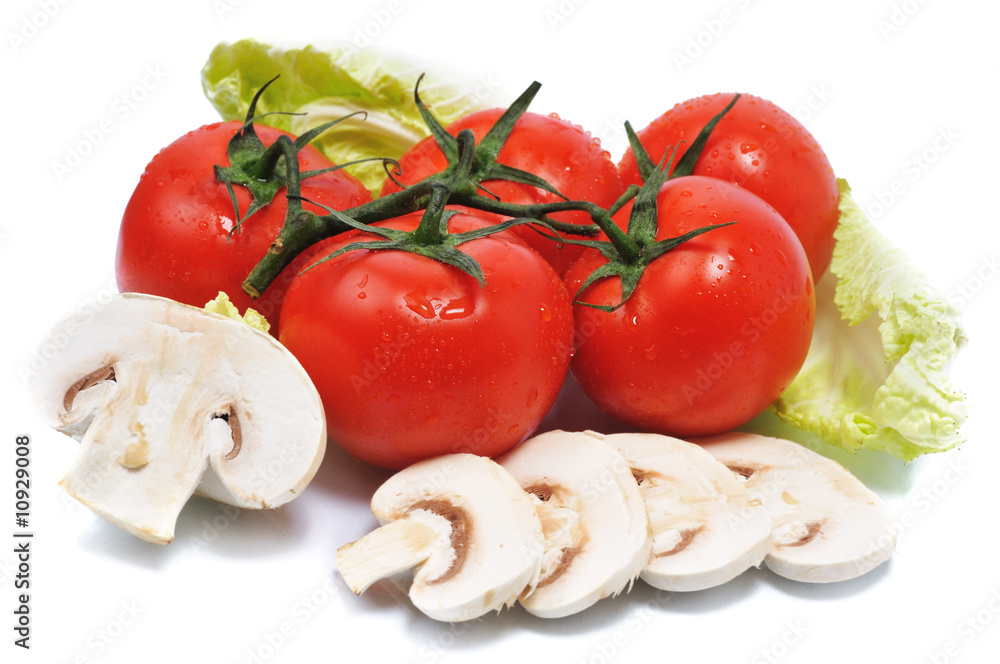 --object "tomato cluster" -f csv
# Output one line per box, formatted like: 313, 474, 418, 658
116, 85, 836, 470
